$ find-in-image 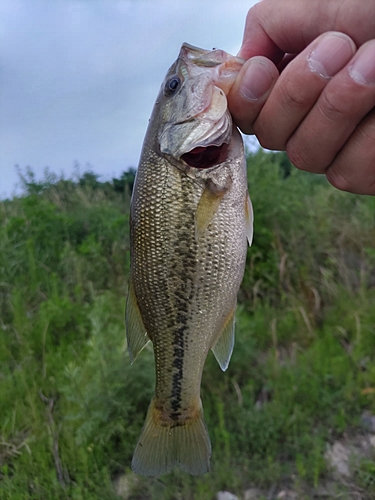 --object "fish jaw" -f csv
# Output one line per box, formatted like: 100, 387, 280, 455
179, 42, 245, 95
